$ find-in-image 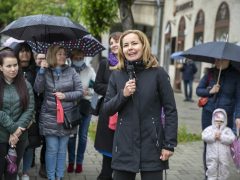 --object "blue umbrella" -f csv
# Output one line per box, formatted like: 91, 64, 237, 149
170, 51, 184, 60
27, 34, 105, 57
